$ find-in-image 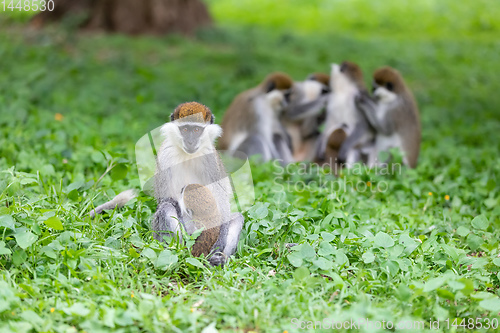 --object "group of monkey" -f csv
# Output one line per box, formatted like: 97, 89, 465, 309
219, 61, 421, 169
89, 61, 421, 266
